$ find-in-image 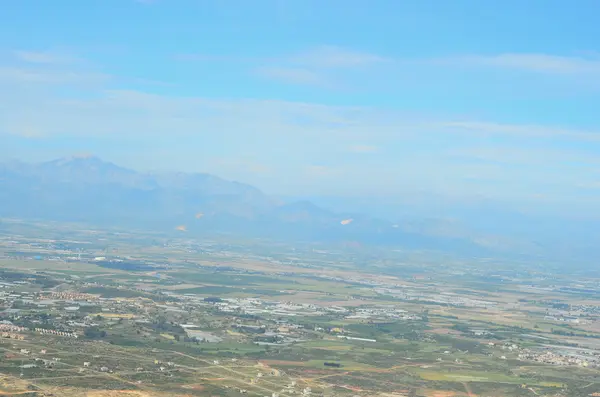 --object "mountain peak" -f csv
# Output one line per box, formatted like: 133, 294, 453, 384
49, 154, 102, 164
33, 155, 154, 189
71, 152, 96, 160
43, 155, 128, 171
